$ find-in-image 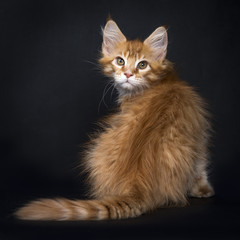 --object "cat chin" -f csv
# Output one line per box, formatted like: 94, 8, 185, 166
115, 84, 136, 97
114, 76, 148, 97
114, 78, 135, 93
115, 81, 149, 98
121, 82, 135, 90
